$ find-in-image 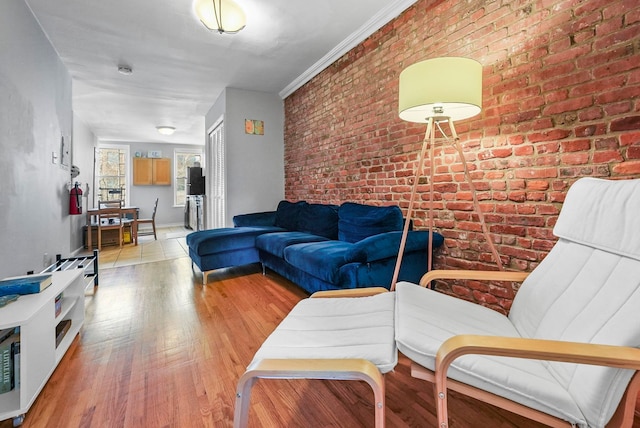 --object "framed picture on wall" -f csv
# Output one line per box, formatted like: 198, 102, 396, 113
245, 119, 264, 135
